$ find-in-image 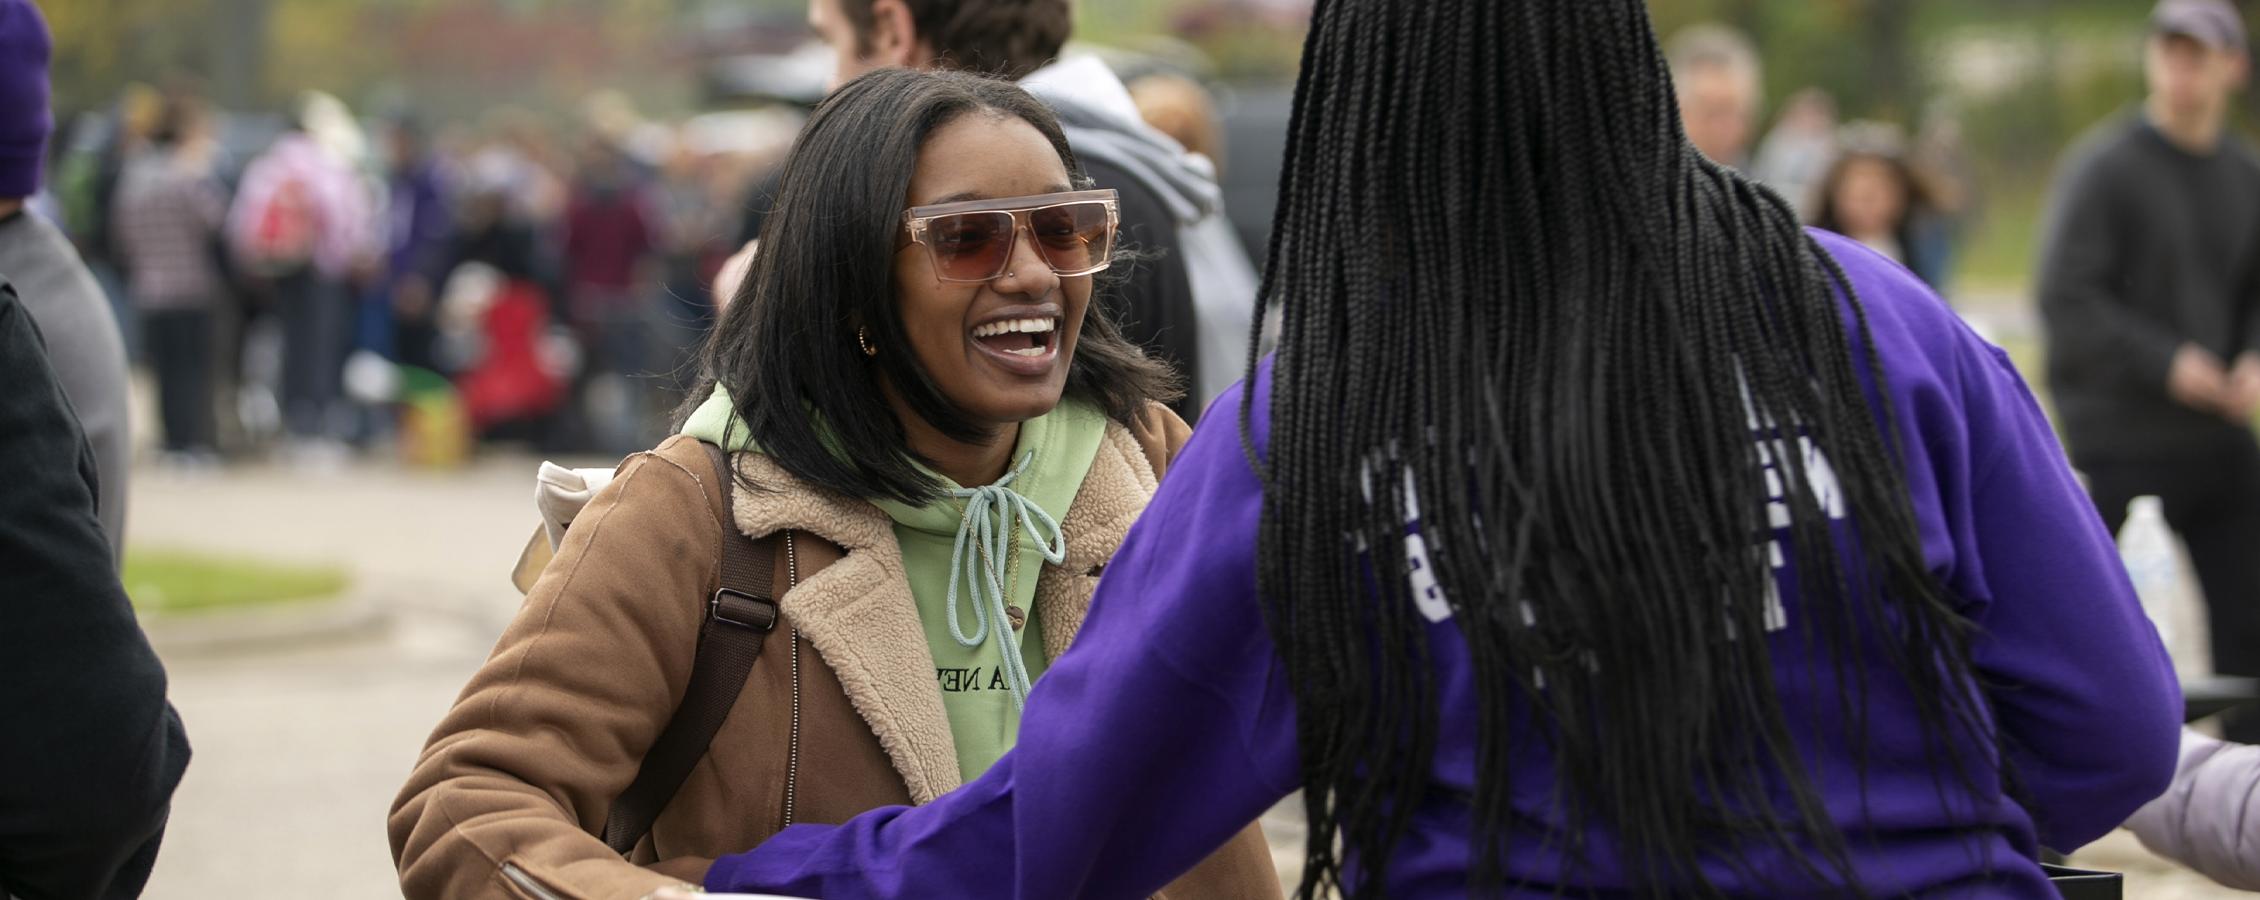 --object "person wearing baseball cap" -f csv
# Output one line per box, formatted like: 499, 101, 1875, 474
2151, 0, 2250, 144
2039, 0, 2260, 740
2156, 0, 2249, 55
